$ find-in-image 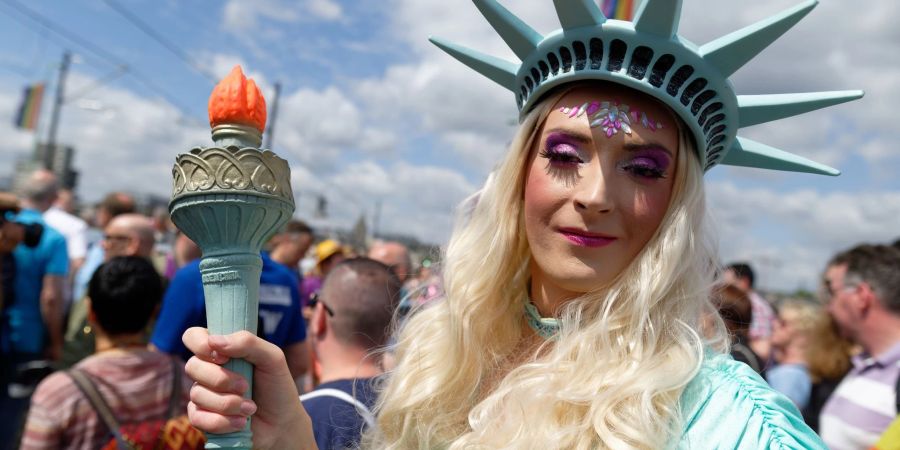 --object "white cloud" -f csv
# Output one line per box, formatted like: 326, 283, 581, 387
223, 0, 342, 31
709, 181, 900, 290
307, 0, 343, 21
